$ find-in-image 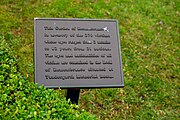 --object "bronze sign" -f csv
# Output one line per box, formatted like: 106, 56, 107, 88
34, 18, 124, 88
